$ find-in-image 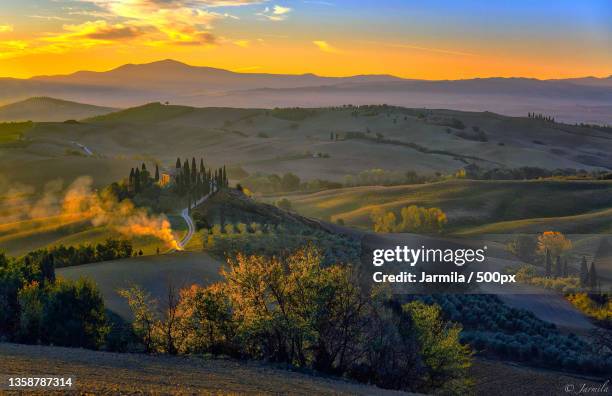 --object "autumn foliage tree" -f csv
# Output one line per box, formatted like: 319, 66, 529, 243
371, 205, 447, 234
537, 231, 572, 257
121, 246, 472, 393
